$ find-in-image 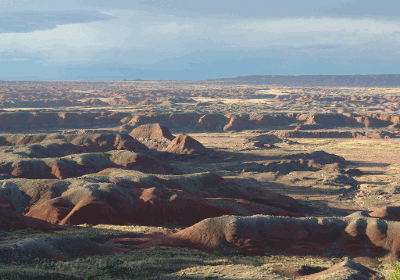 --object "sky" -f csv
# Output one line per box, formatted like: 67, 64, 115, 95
1, 0, 400, 80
